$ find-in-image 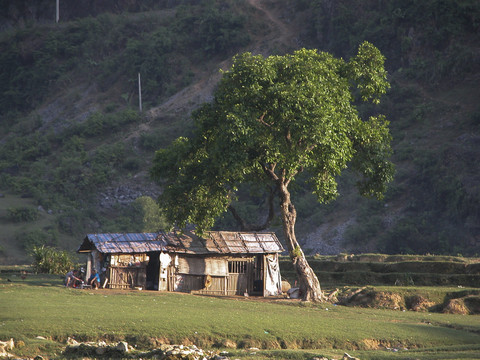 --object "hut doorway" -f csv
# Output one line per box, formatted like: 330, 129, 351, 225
146, 252, 160, 290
